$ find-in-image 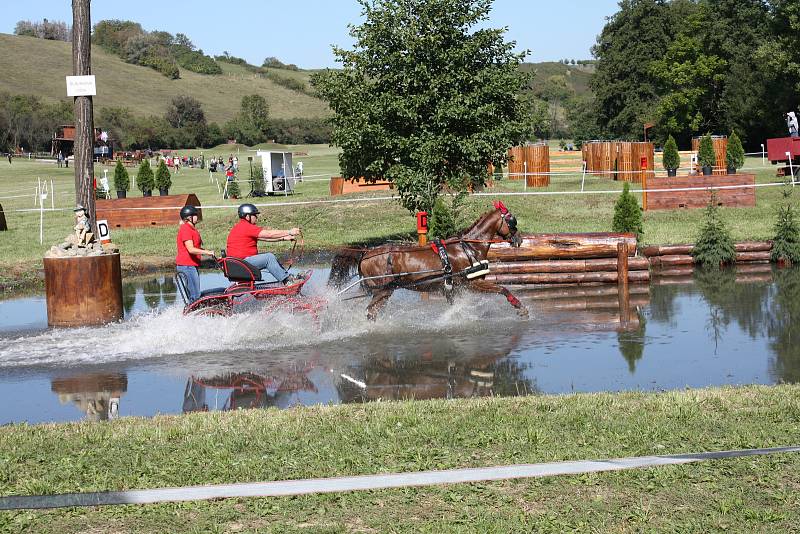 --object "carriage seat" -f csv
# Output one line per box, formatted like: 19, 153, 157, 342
218, 256, 263, 283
